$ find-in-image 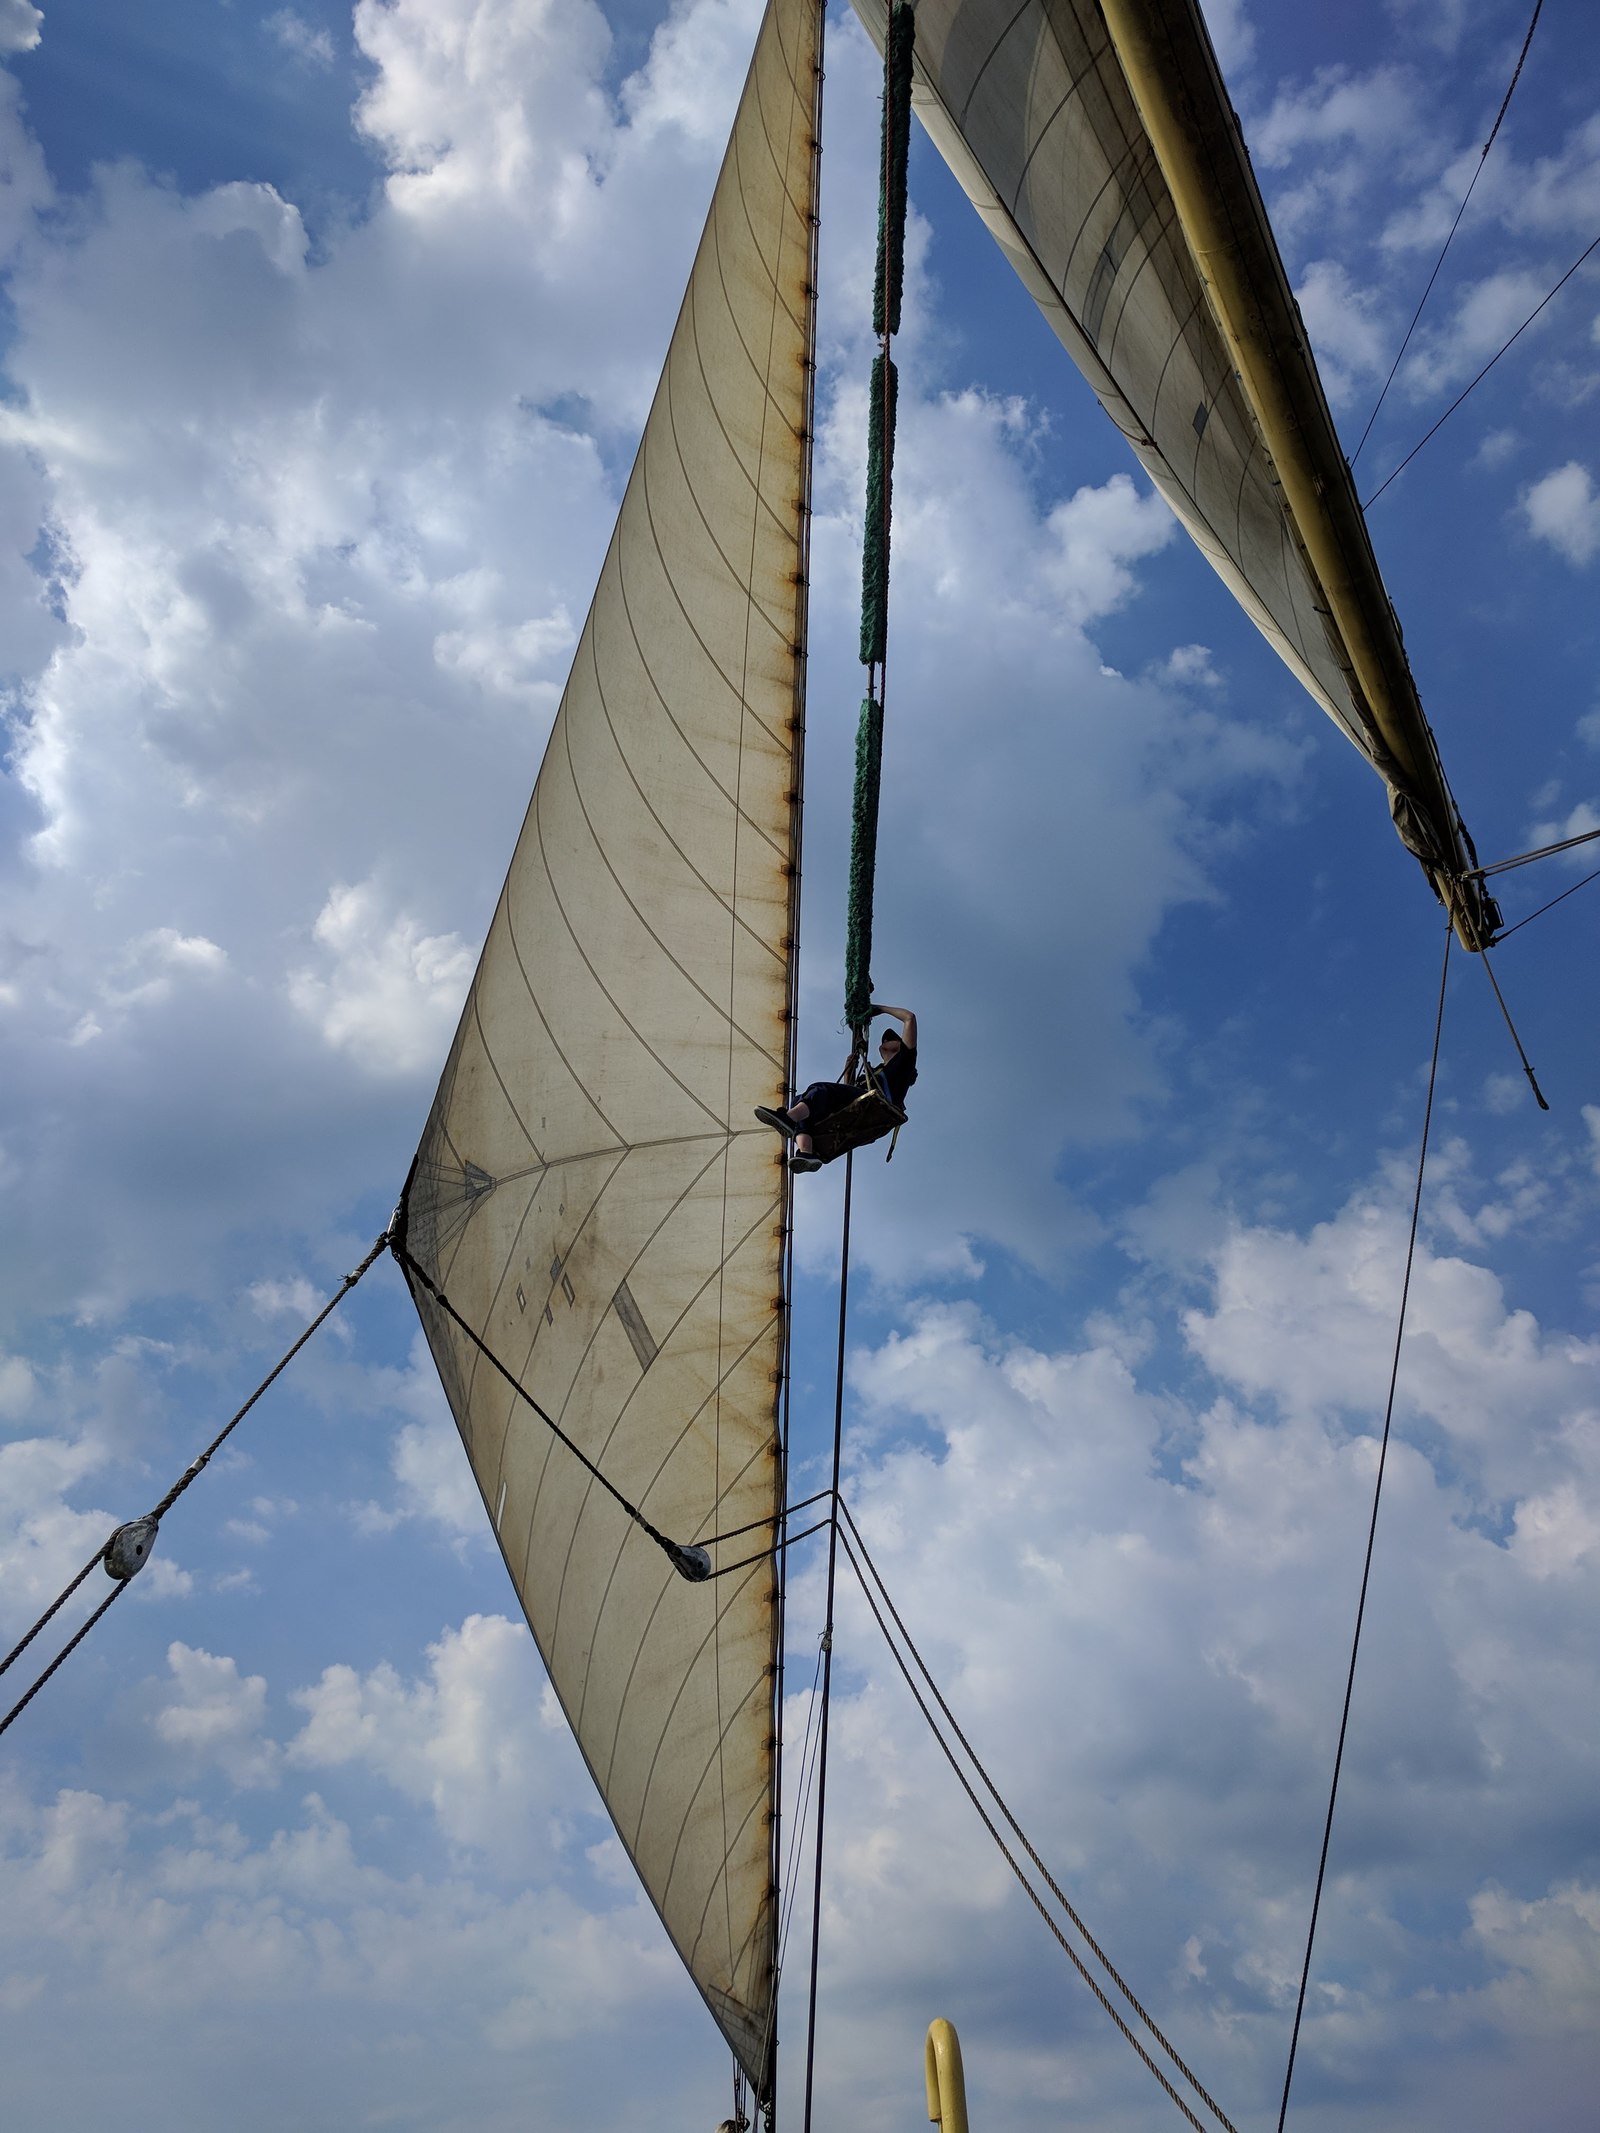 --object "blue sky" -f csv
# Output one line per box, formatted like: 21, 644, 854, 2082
1, 1, 1598, 2128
